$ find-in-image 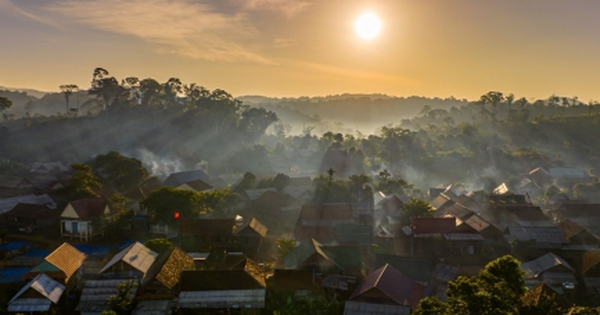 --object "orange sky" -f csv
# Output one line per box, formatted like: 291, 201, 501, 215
1, 0, 599, 101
